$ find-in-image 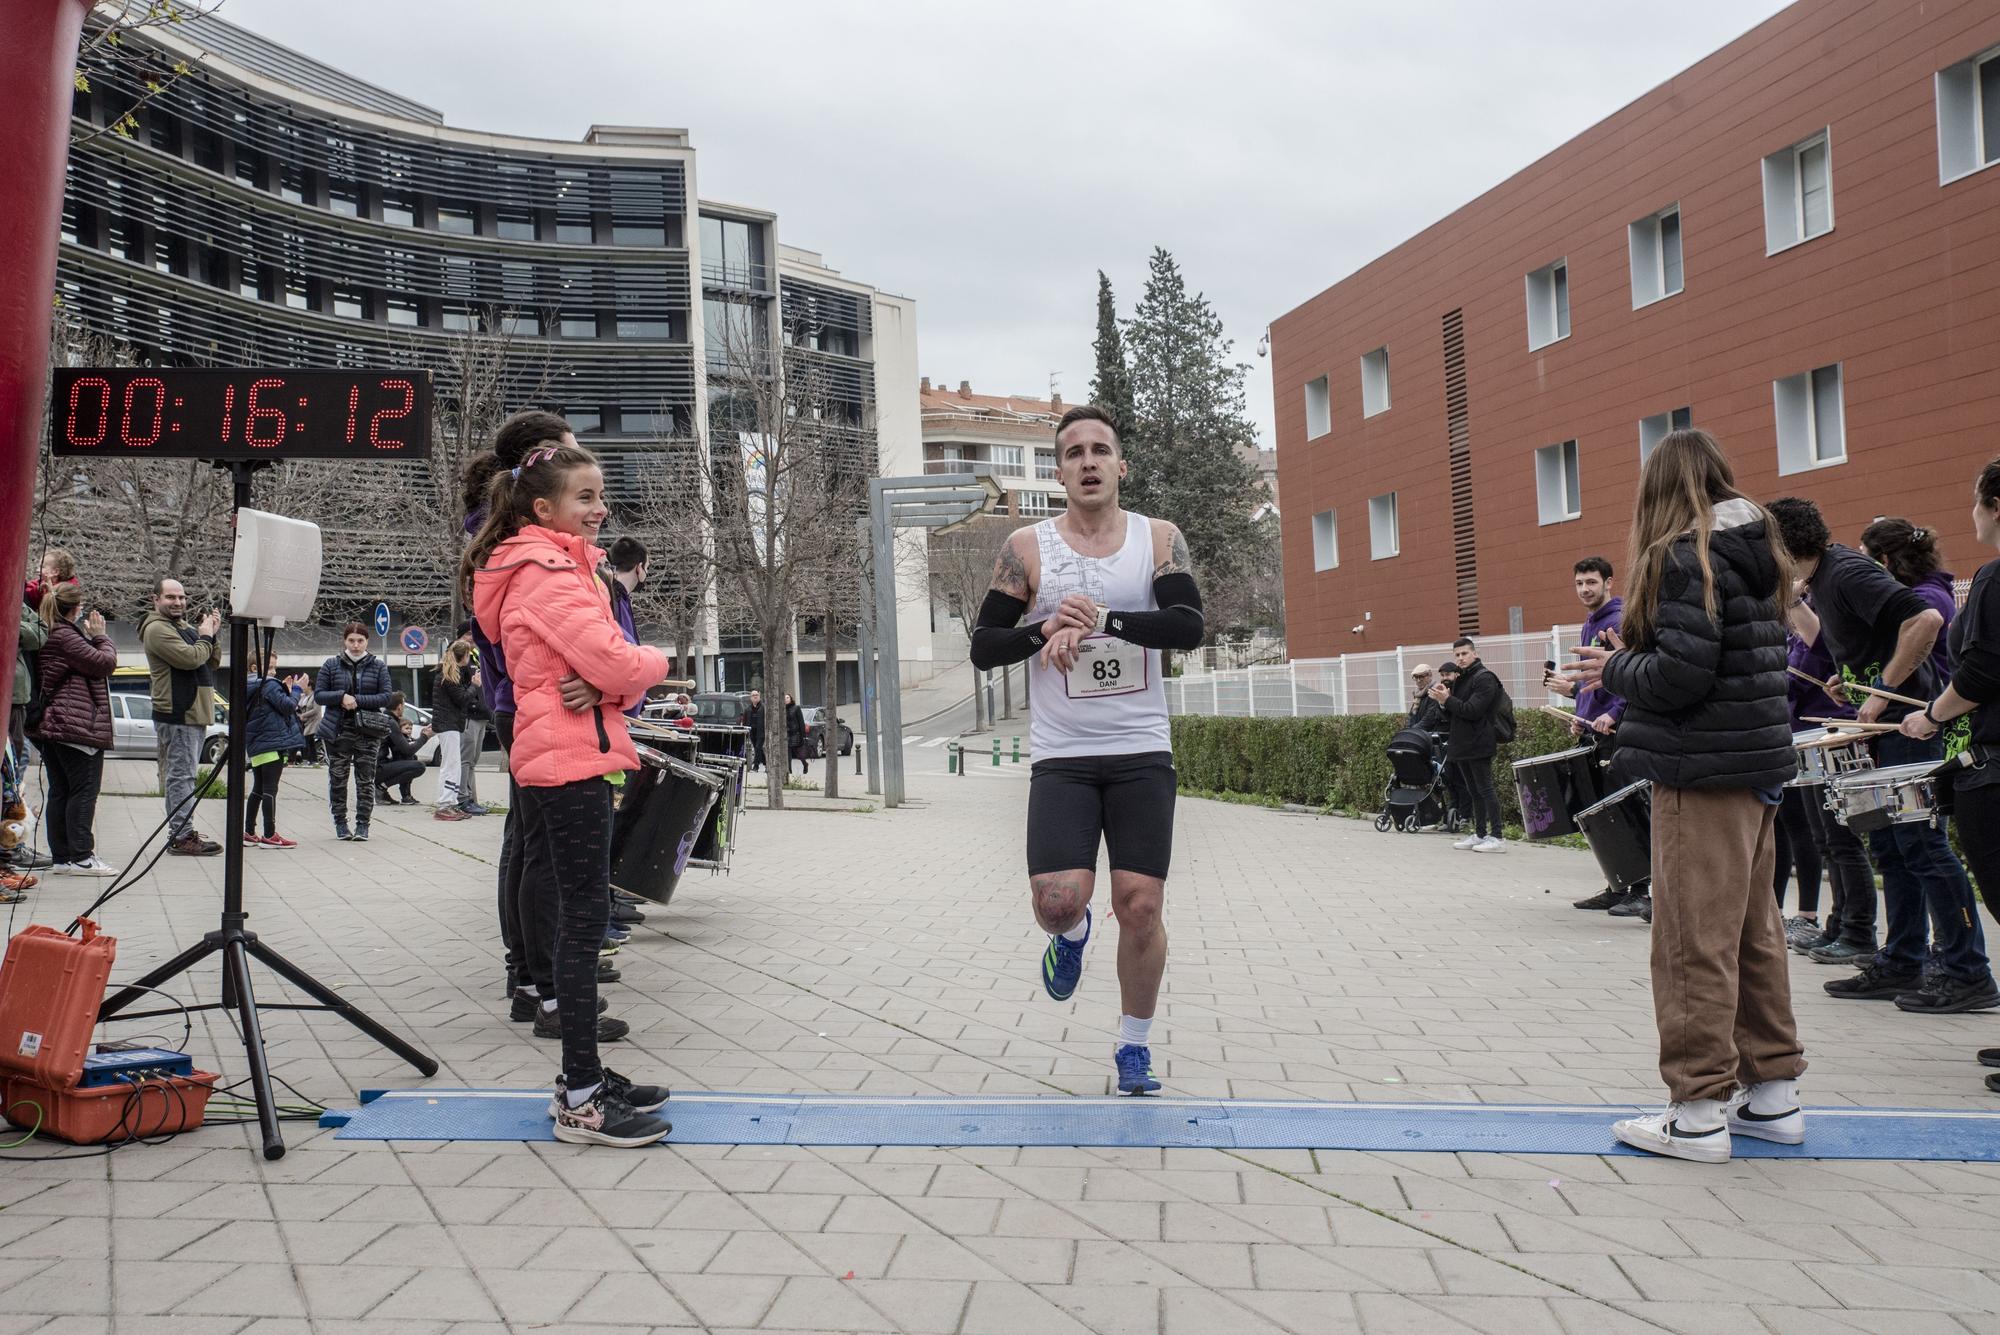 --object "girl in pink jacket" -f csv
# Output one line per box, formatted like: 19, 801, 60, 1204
466, 441, 673, 1148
